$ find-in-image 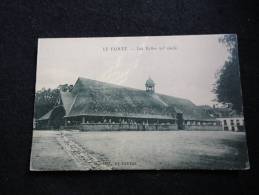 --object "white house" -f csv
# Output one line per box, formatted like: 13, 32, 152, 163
216, 116, 245, 131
